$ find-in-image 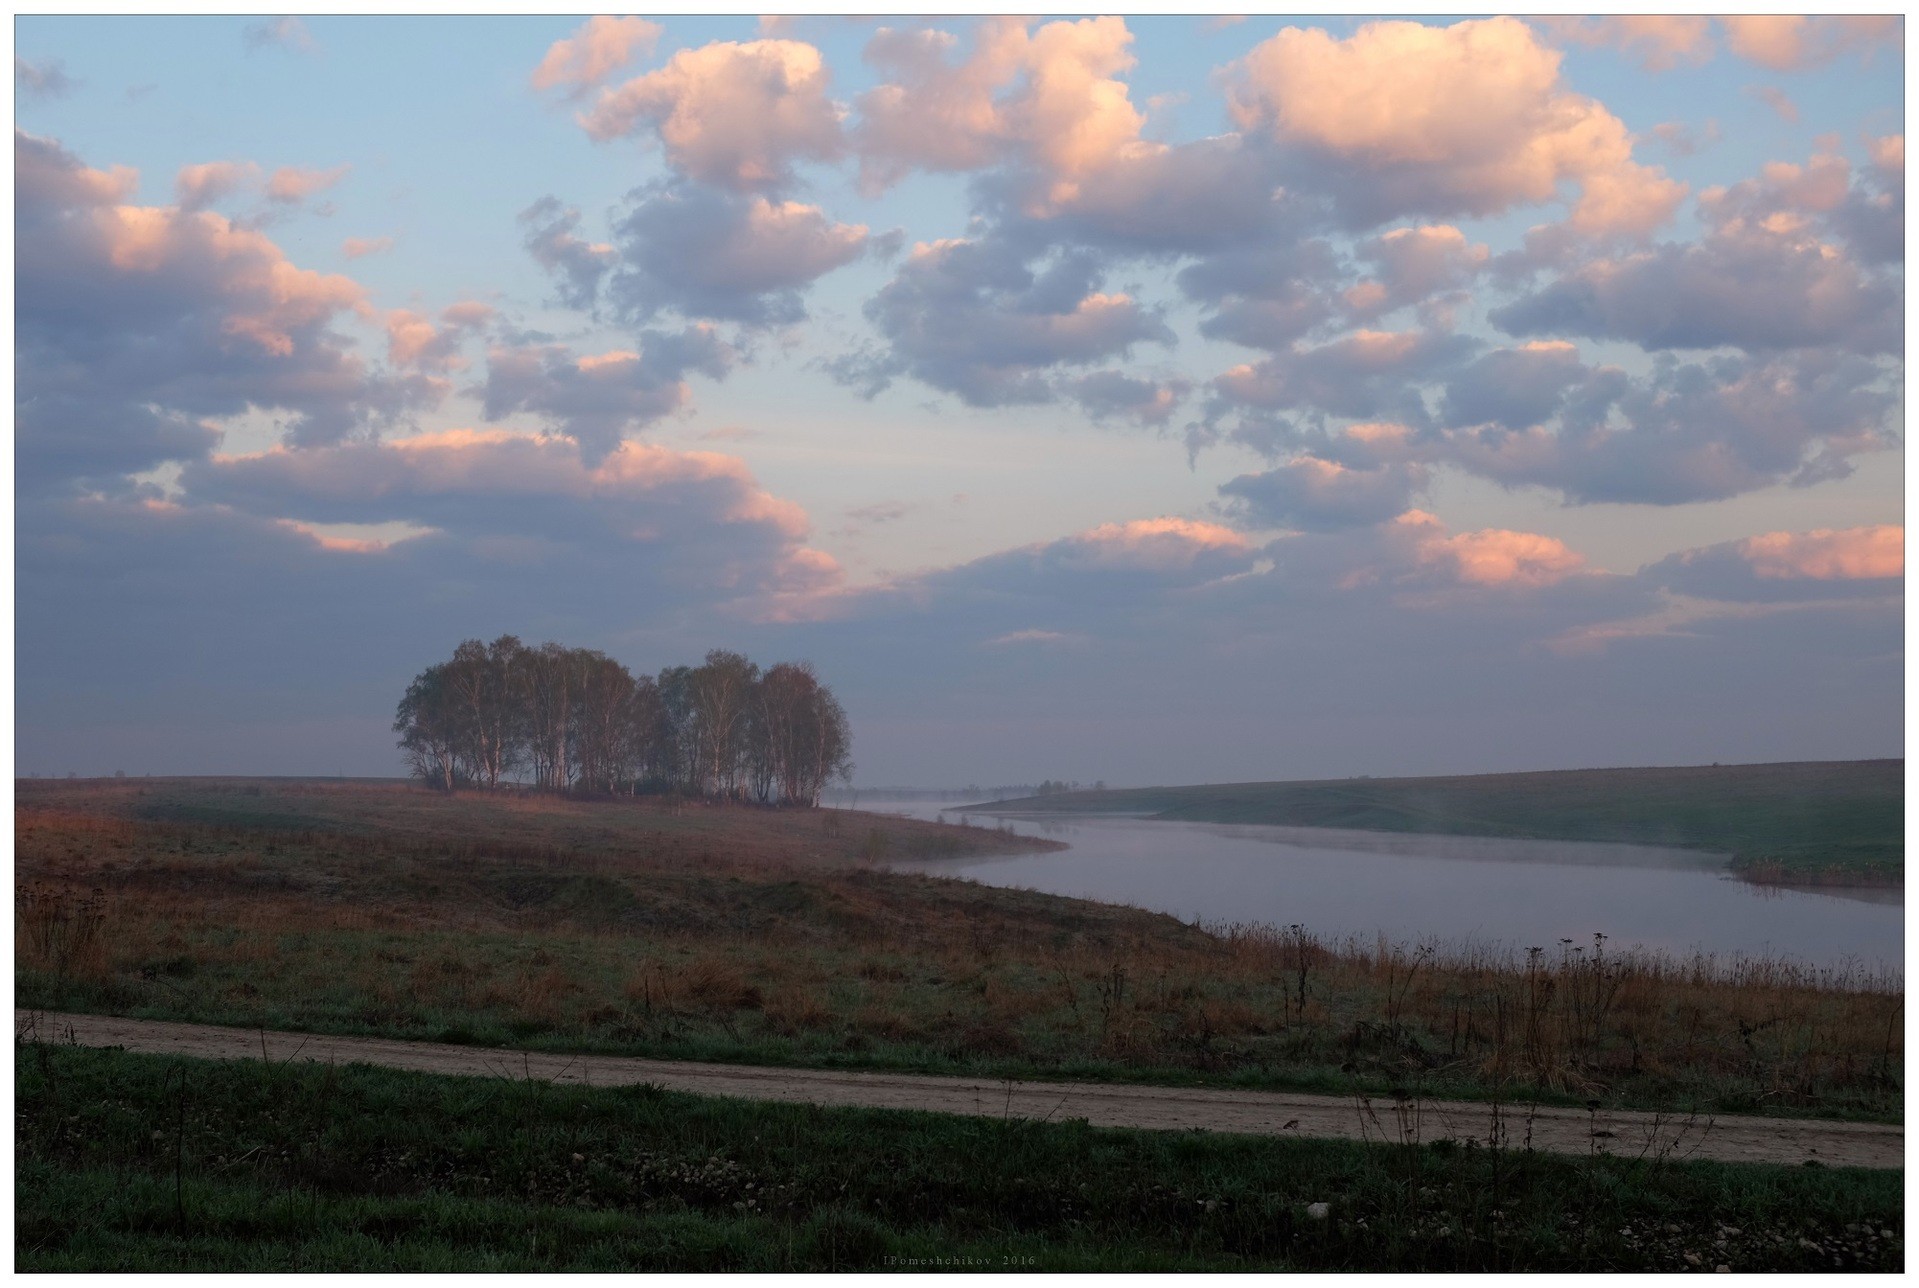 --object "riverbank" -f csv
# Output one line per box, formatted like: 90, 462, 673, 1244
980, 760, 1904, 888
16, 779, 1902, 1120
